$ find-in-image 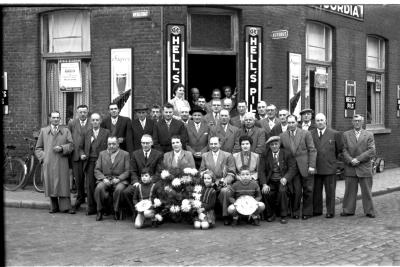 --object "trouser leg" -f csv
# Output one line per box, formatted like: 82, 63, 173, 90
72, 160, 85, 204
277, 183, 289, 217
122, 184, 136, 213
301, 174, 314, 216
313, 174, 324, 214
113, 183, 127, 213
291, 174, 301, 216
324, 174, 337, 215
218, 186, 231, 216
94, 182, 109, 212
359, 177, 375, 215
50, 197, 59, 211
58, 197, 72, 211
342, 176, 358, 214
85, 161, 97, 213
